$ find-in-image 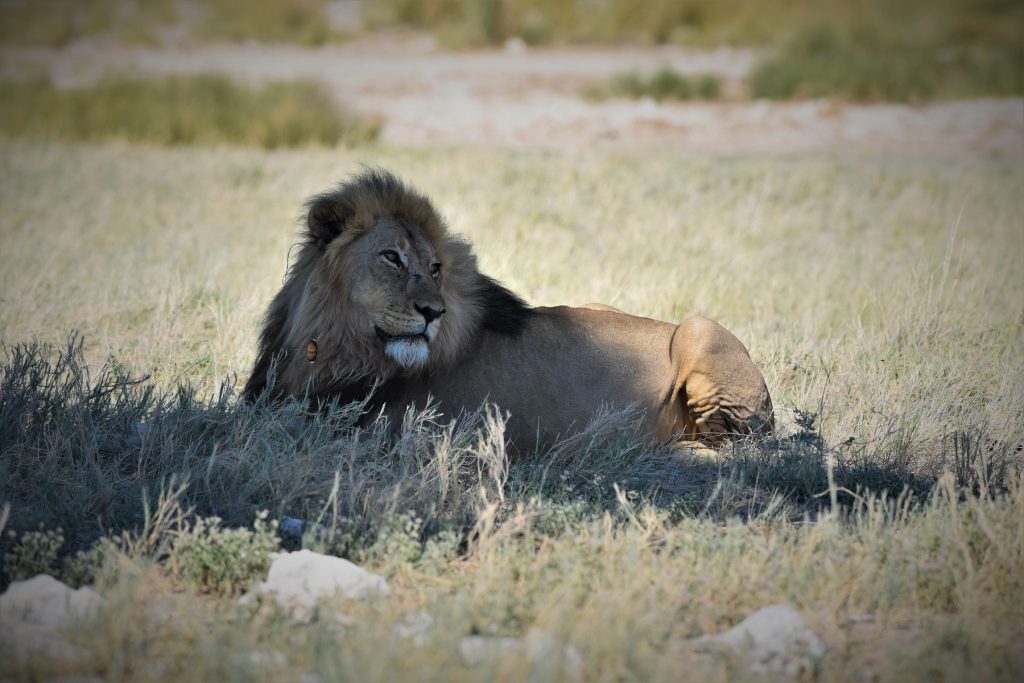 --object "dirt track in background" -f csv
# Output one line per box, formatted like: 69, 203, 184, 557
3, 34, 1022, 155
